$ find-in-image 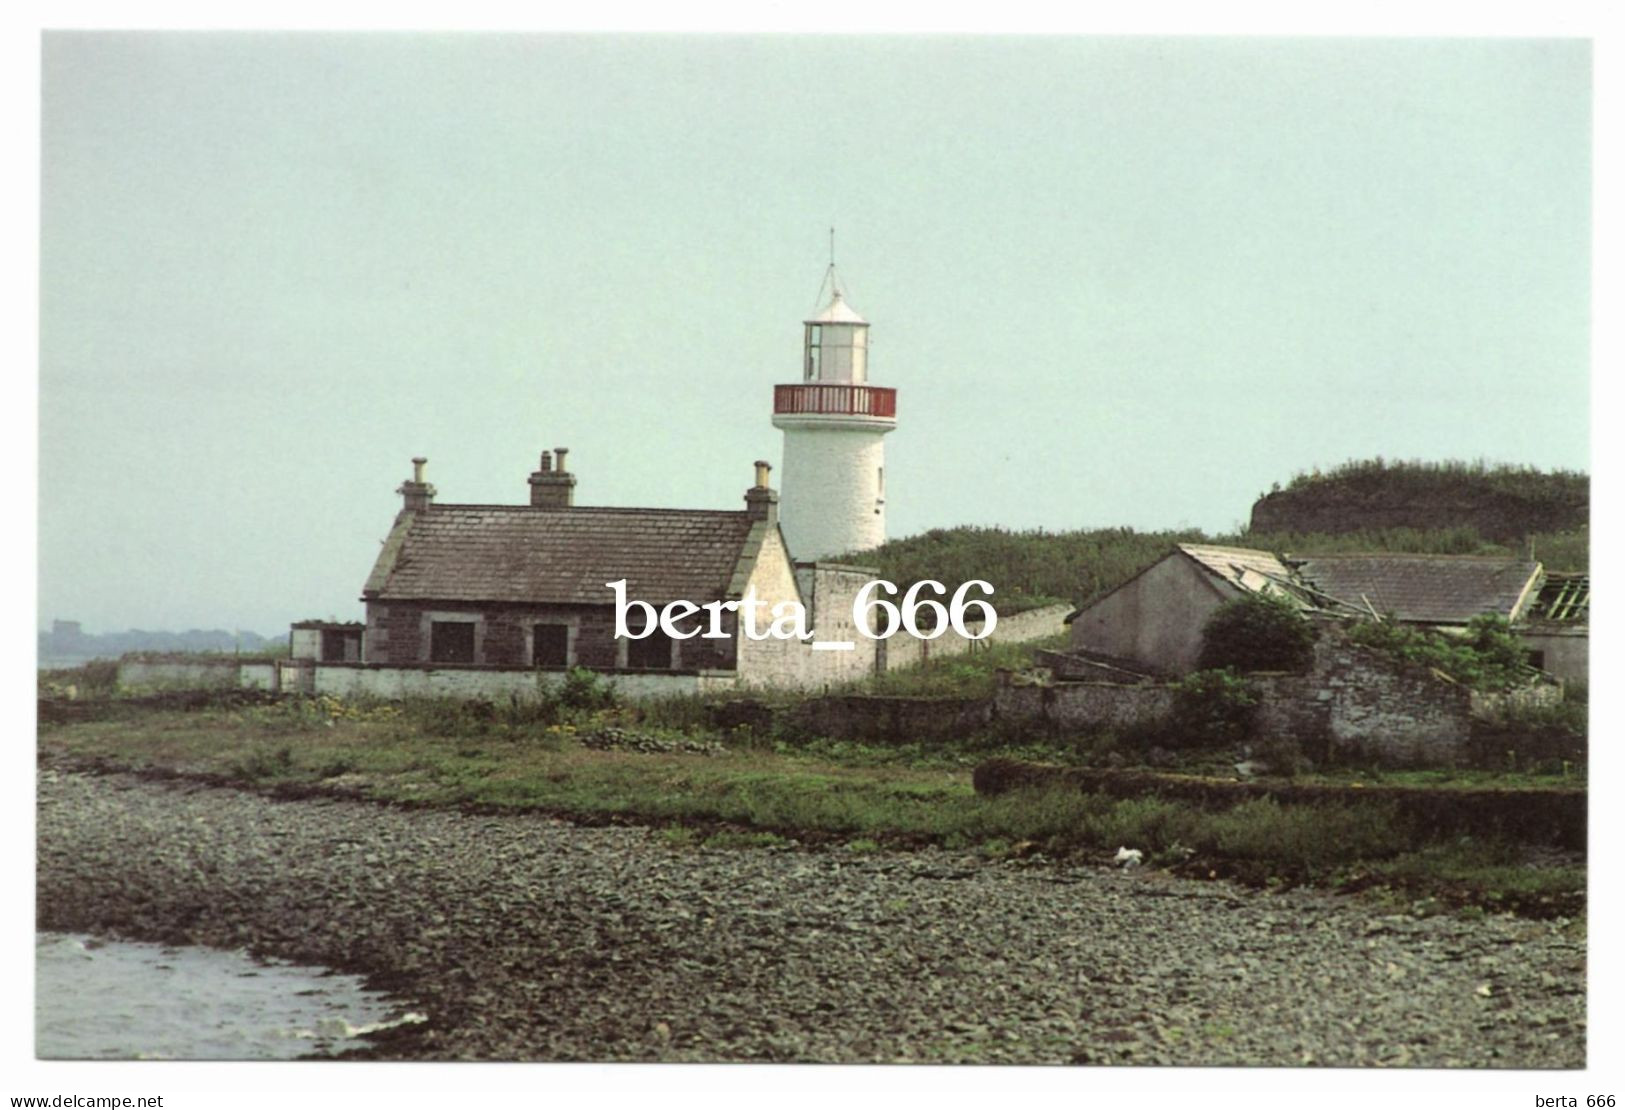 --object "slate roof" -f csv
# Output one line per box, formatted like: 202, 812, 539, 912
1291, 554, 1541, 624
366, 505, 760, 606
